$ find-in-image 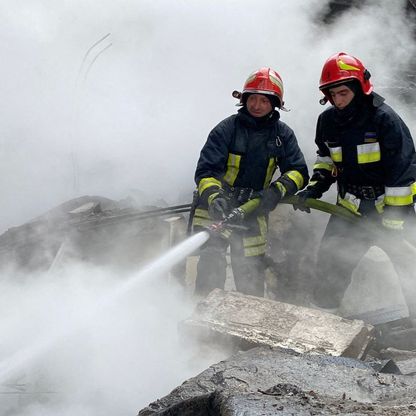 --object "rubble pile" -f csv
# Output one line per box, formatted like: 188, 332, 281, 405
139, 290, 416, 415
